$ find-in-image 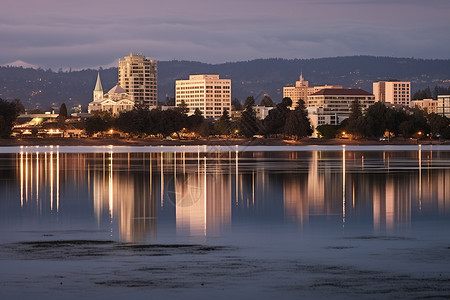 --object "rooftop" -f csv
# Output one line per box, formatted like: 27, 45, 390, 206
310, 88, 373, 96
